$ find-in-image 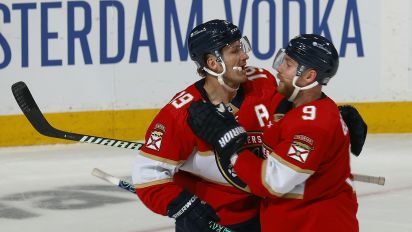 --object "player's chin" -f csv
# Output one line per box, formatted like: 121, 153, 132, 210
238, 72, 248, 82
233, 71, 245, 78
277, 83, 288, 95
